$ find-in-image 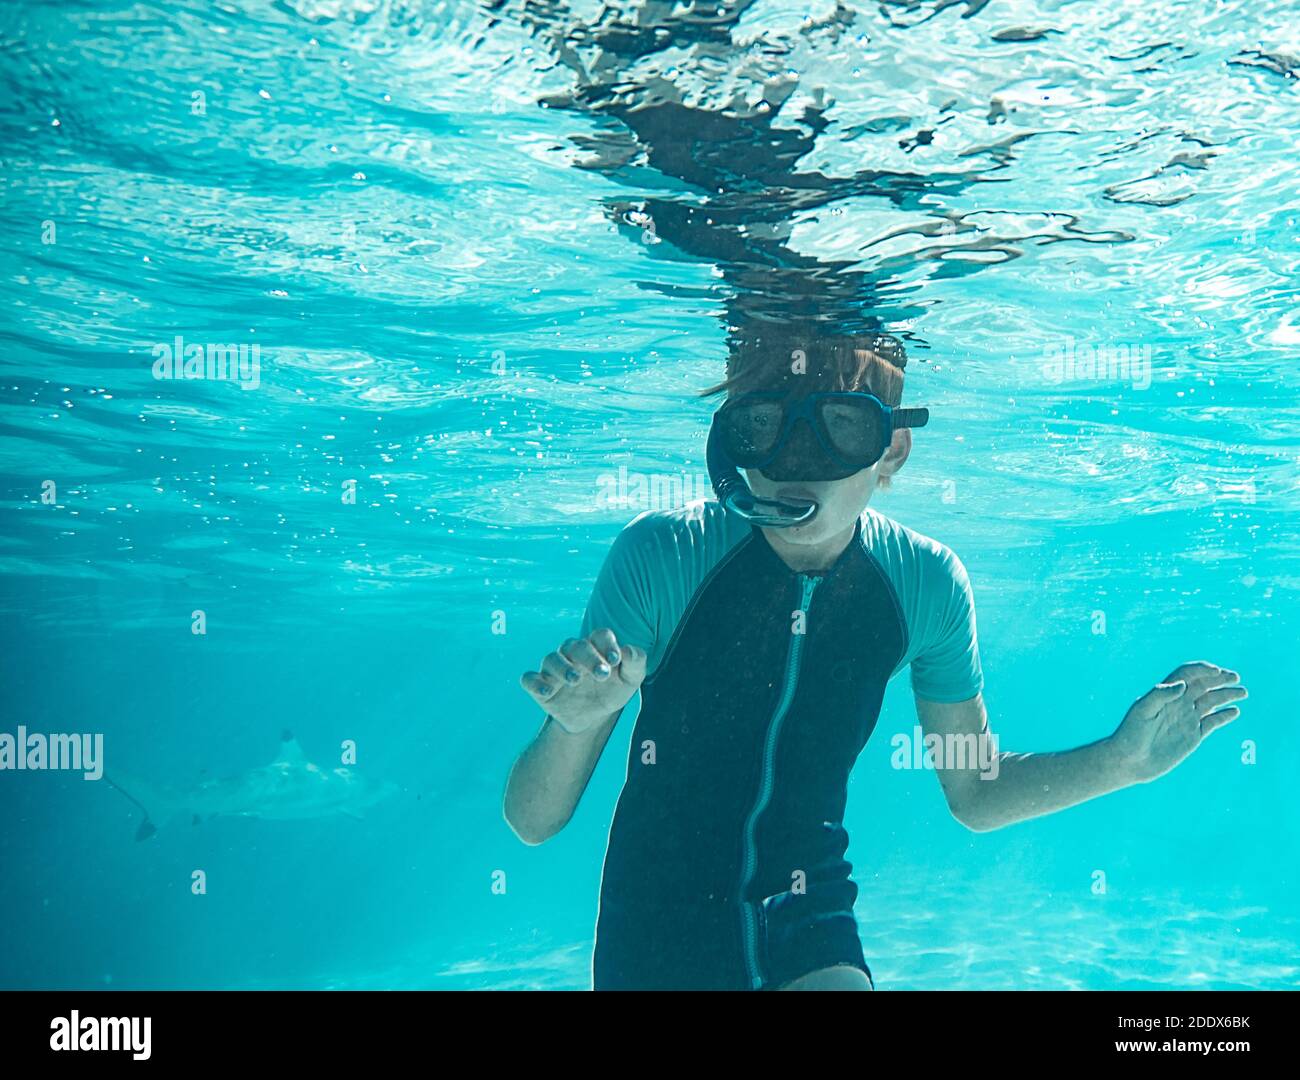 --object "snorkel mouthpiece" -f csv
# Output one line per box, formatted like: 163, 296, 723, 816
723, 487, 819, 527
707, 418, 818, 527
